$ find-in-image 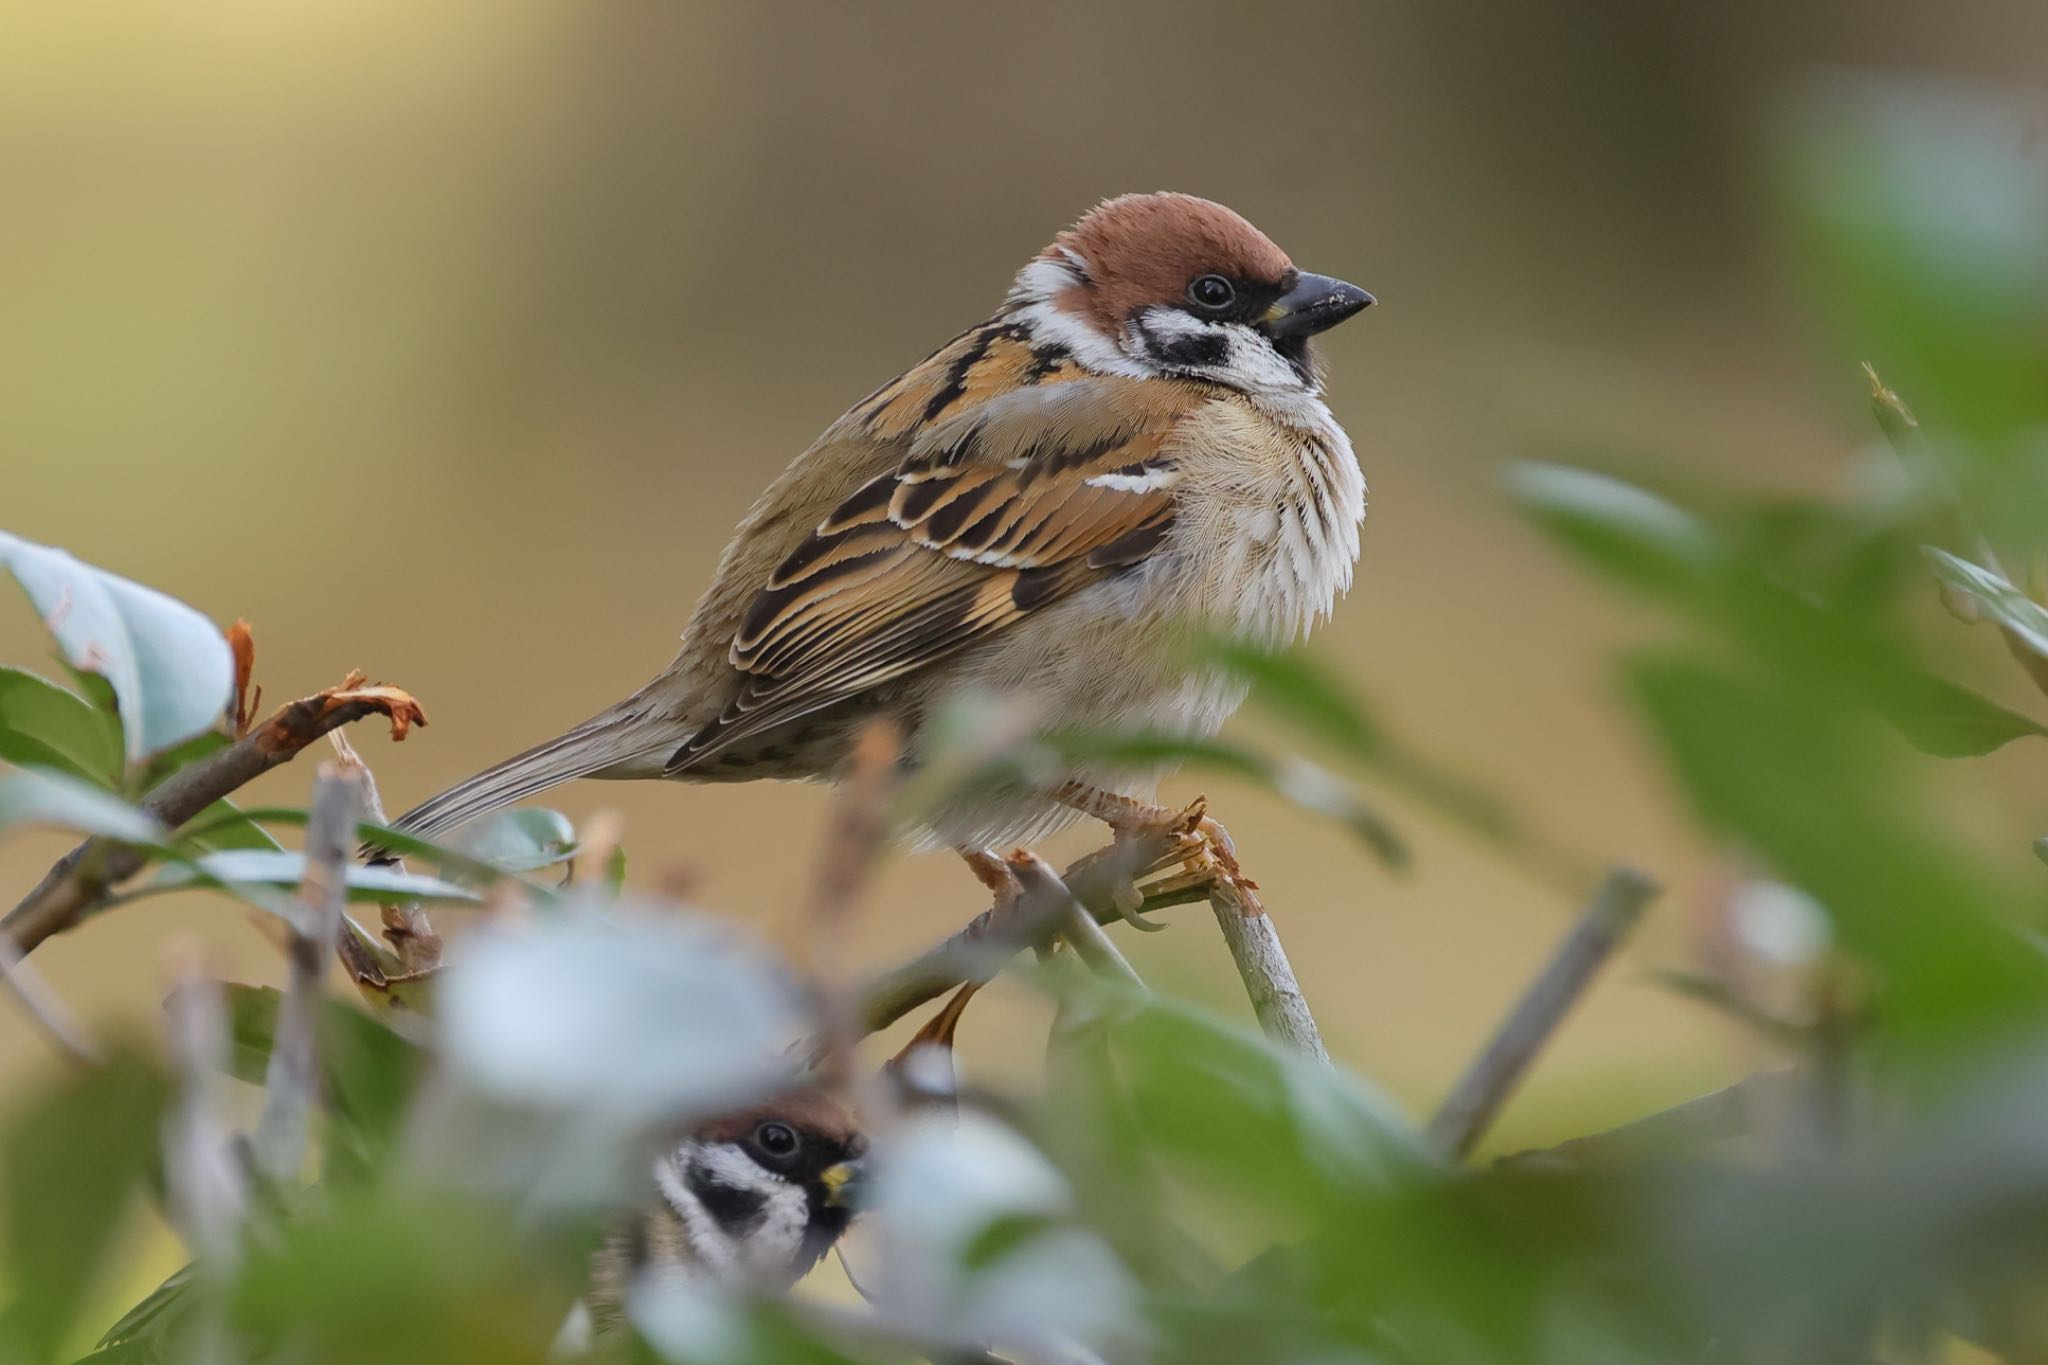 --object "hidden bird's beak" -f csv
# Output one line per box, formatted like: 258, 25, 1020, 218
818, 1158, 866, 1210
1261, 271, 1375, 339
